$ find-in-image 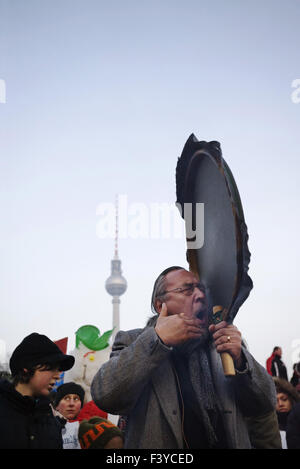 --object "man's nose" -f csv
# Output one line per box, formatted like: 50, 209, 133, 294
194, 286, 205, 299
